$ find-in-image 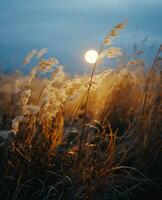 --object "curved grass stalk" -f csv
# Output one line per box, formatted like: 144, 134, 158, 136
77, 45, 103, 163
111, 166, 158, 187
